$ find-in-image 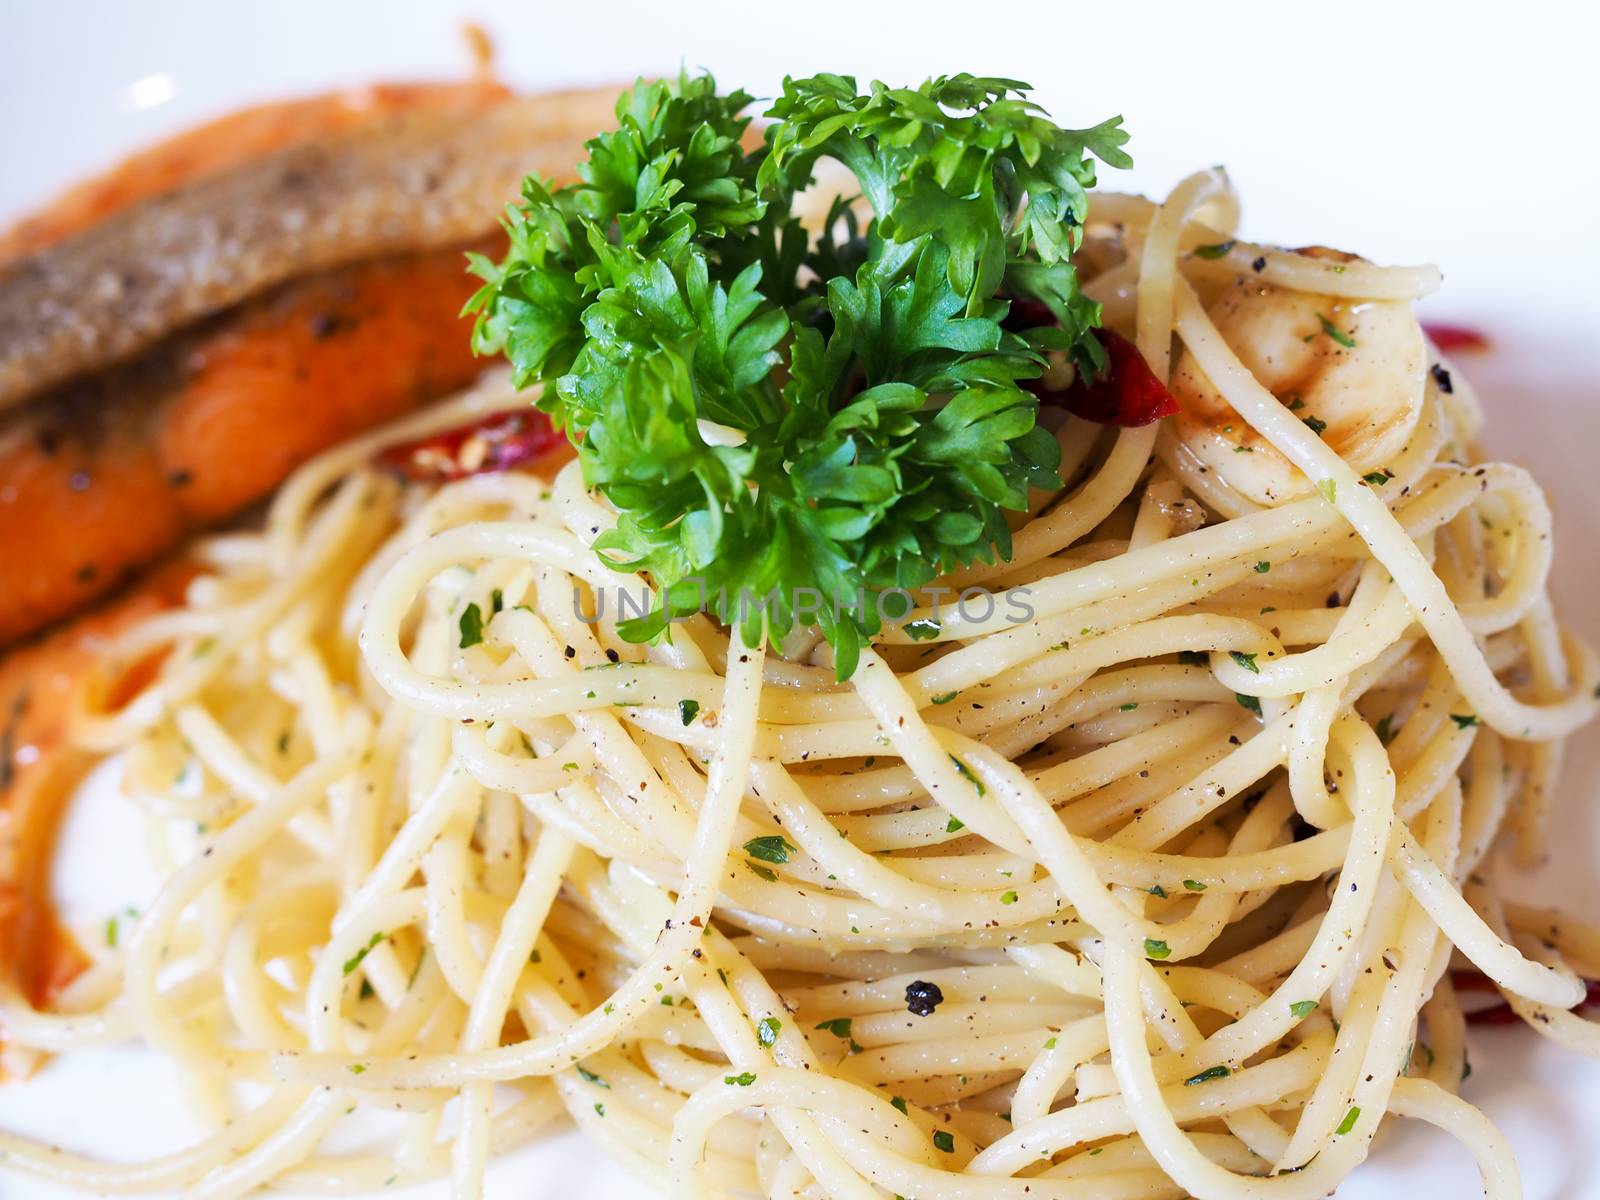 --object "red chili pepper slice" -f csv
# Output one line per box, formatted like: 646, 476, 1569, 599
1452, 969, 1600, 1026
377, 408, 563, 481
1422, 322, 1491, 353
1027, 328, 1179, 428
